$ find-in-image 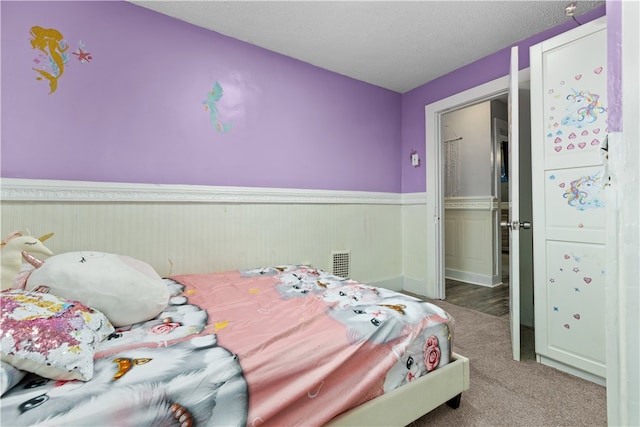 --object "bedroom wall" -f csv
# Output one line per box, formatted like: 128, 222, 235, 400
0, 1, 404, 284
0, 1, 401, 192
0, 2, 608, 293
0, 195, 403, 287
